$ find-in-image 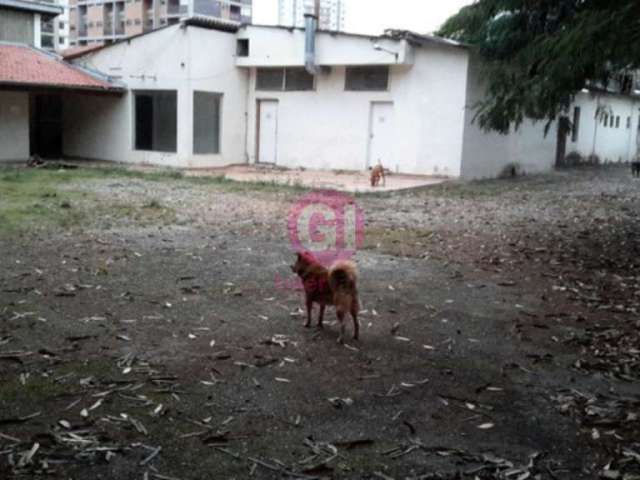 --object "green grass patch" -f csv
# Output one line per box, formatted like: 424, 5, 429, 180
0, 168, 88, 234
0, 164, 309, 236
363, 226, 435, 257
0, 166, 184, 235
183, 174, 310, 194
415, 173, 566, 200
